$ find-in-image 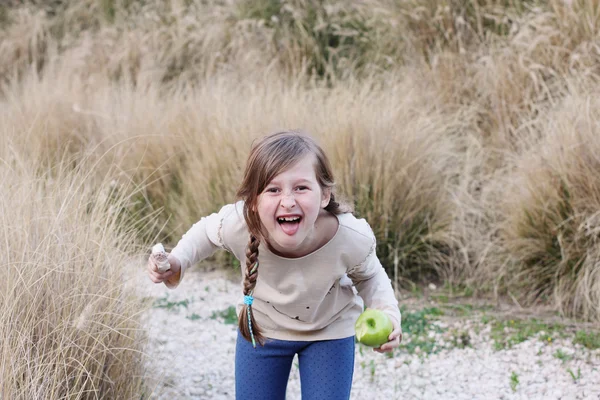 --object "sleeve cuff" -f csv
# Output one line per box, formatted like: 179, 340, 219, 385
384, 308, 401, 330
164, 252, 187, 289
